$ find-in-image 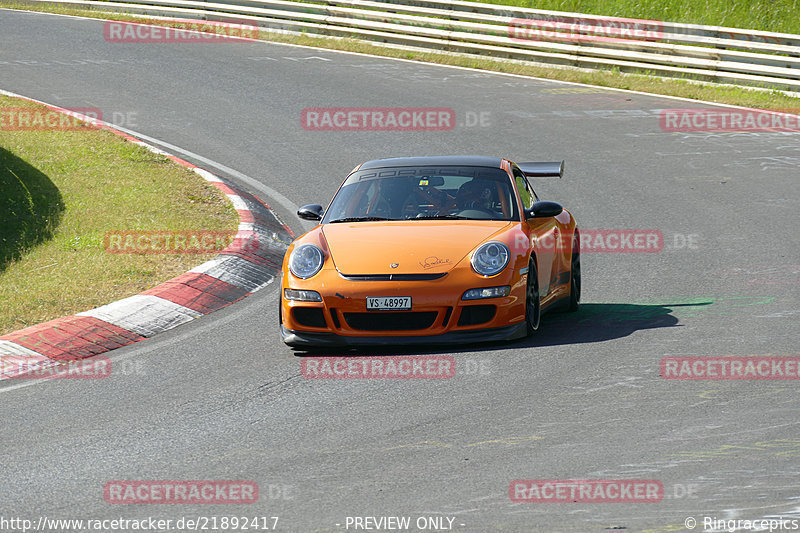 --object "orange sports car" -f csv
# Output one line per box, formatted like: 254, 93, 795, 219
280, 156, 580, 347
